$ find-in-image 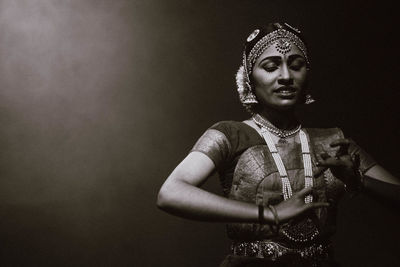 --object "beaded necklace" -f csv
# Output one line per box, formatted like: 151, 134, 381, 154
253, 114, 301, 139
254, 122, 314, 203
253, 116, 319, 242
